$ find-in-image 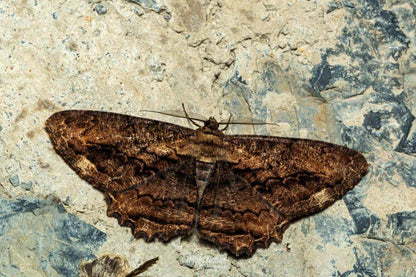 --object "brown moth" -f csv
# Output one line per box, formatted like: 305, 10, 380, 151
45, 110, 368, 257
